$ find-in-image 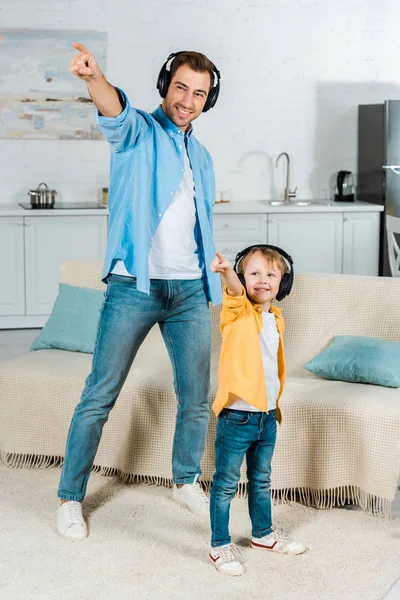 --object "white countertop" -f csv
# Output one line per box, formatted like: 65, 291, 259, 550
213, 200, 384, 214
0, 204, 109, 217
0, 200, 383, 217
